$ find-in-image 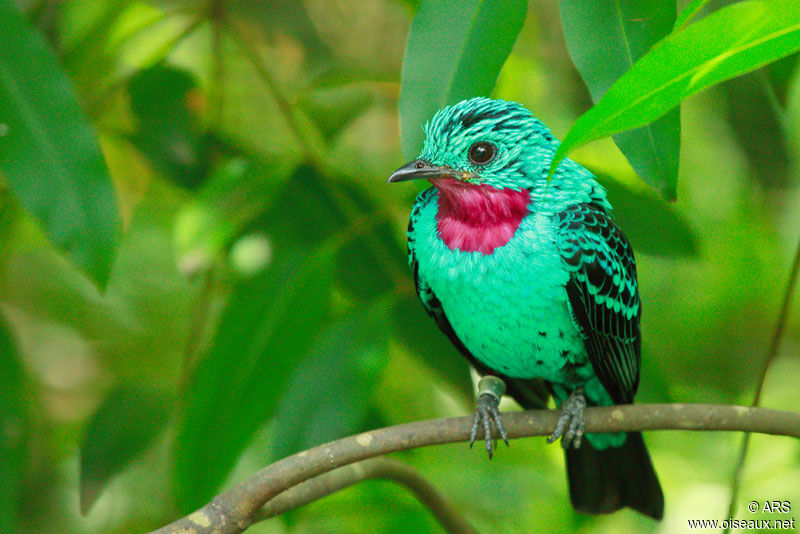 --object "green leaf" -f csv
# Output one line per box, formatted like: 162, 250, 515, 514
79, 385, 171, 514
398, 0, 527, 159
764, 52, 800, 105
551, 0, 800, 195
175, 253, 333, 512
253, 165, 348, 250
271, 303, 390, 461
391, 294, 473, 402
0, 0, 118, 286
559, 0, 679, 197
673, 0, 714, 30
592, 171, 698, 258
300, 85, 375, 142
128, 64, 208, 189
726, 71, 791, 189
229, 0, 333, 71
0, 317, 27, 534
335, 222, 401, 302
